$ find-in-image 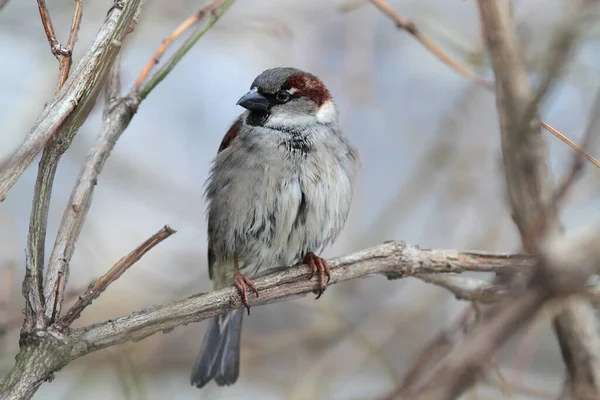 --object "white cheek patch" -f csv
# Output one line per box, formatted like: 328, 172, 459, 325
316, 100, 337, 124
267, 113, 314, 127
